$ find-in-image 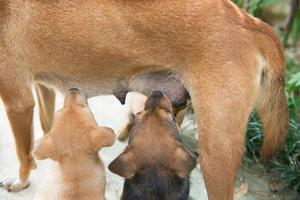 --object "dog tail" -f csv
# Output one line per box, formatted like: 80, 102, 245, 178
255, 45, 289, 162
